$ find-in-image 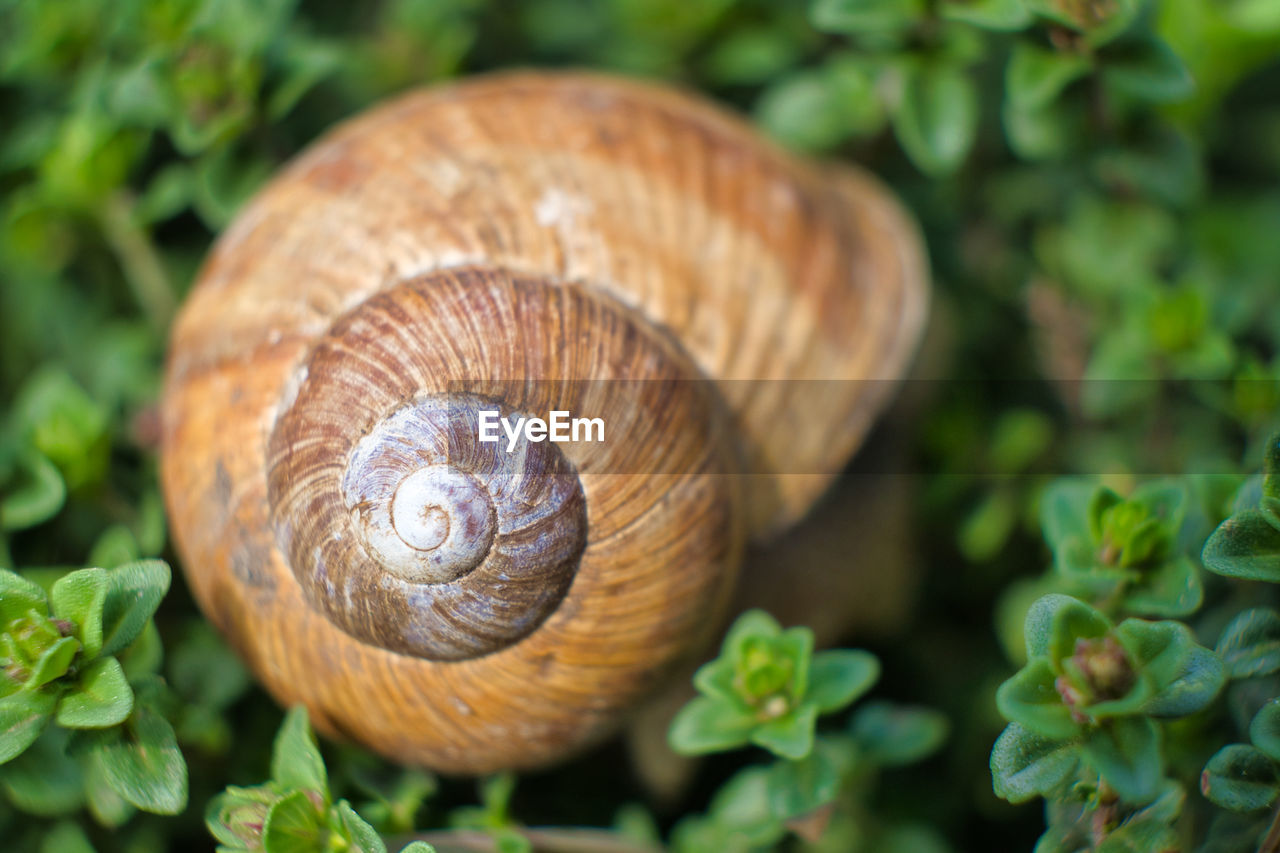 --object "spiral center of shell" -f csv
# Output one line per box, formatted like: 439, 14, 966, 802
382, 466, 496, 580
